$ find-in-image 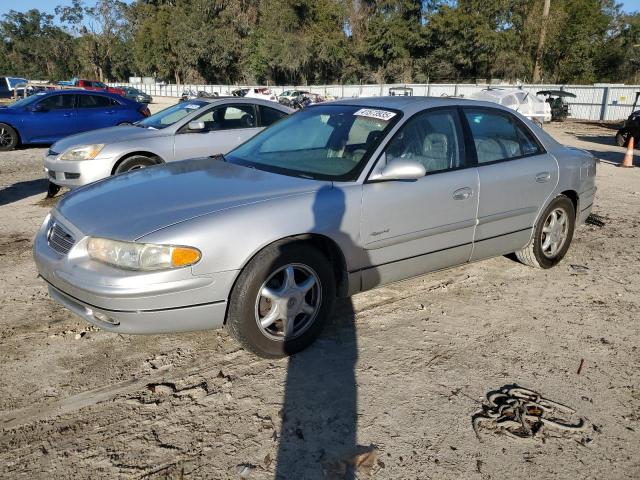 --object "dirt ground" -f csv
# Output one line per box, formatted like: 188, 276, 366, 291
0, 111, 638, 479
